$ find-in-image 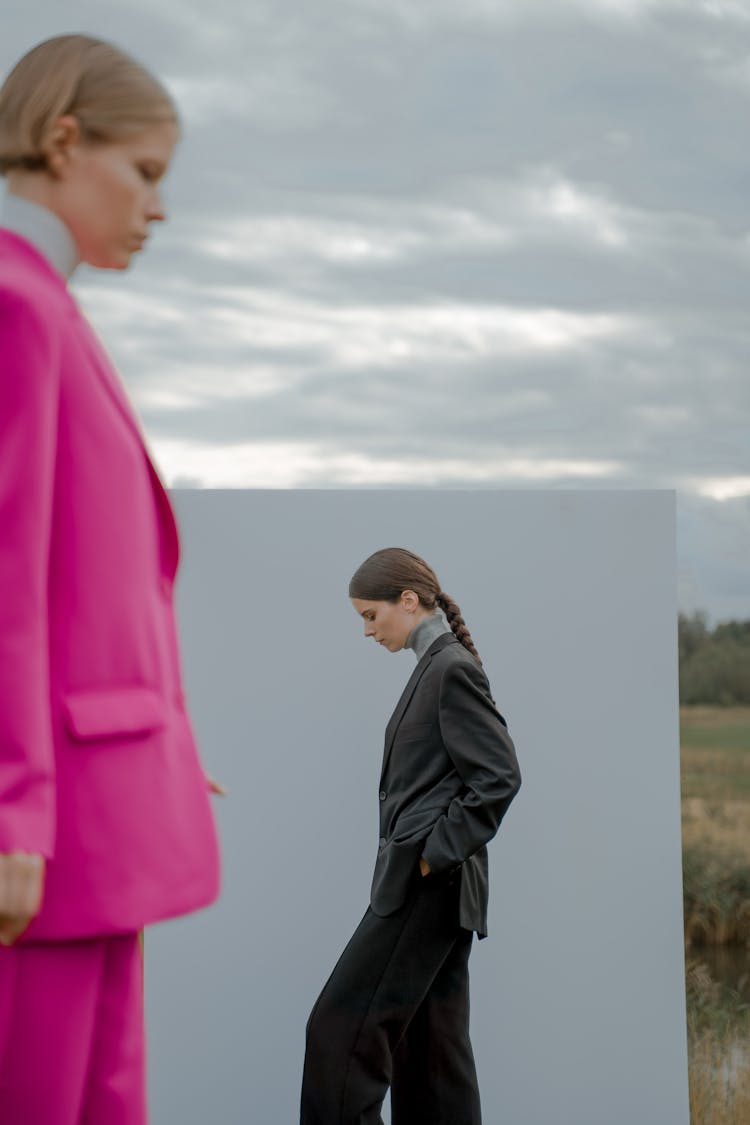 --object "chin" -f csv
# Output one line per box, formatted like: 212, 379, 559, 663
108, 254, 134, 271
85, 250, 134, 271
